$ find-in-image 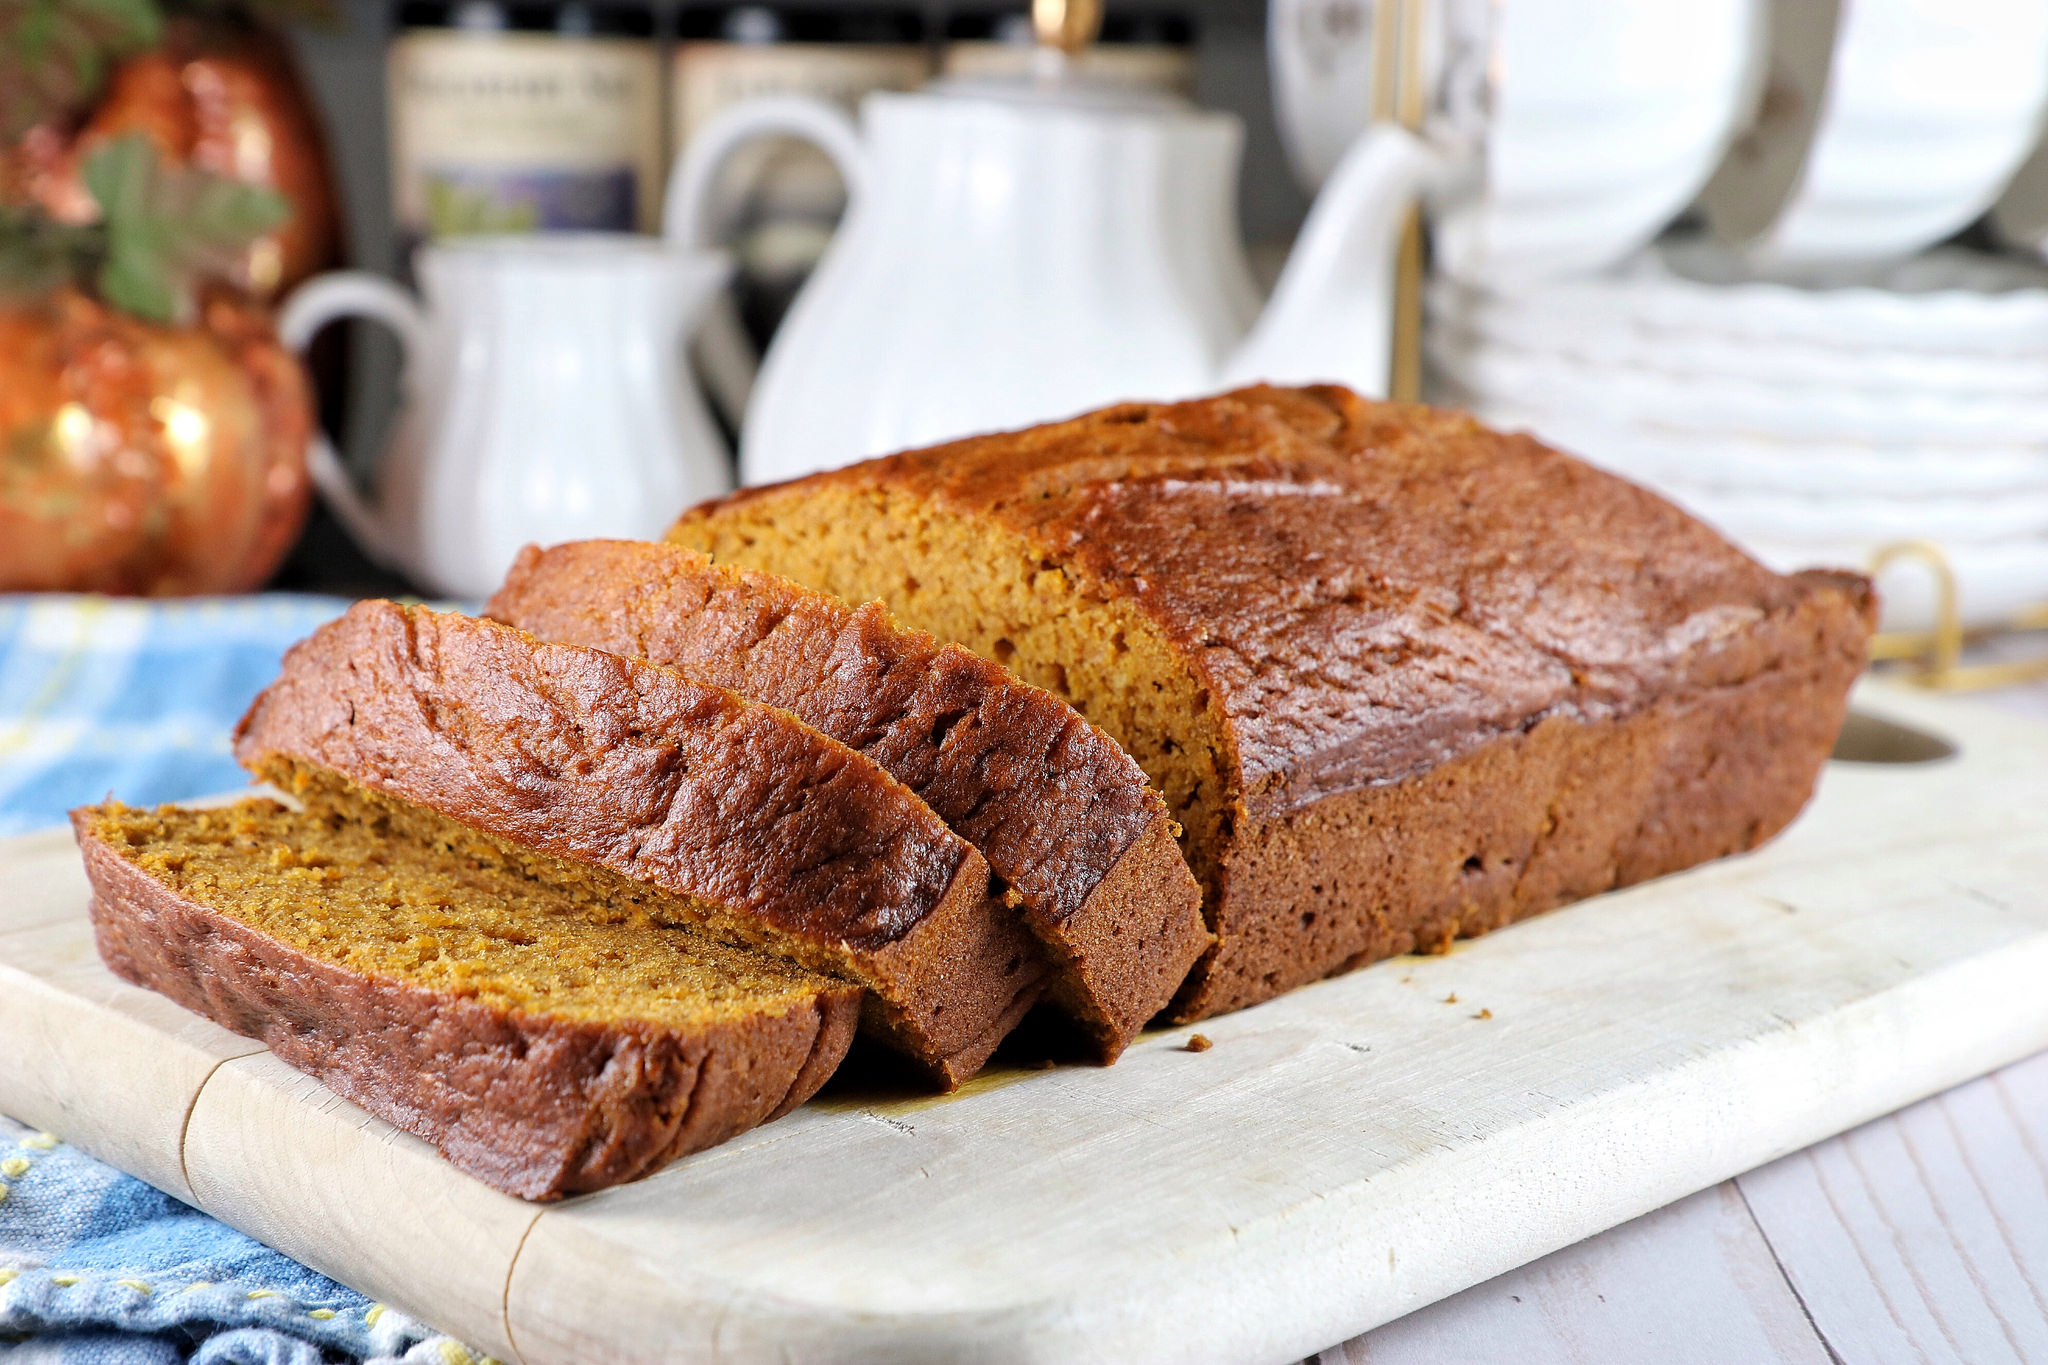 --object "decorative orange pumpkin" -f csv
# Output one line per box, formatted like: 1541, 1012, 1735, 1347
10, 15, 341, 299
0, 285, 313, 594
